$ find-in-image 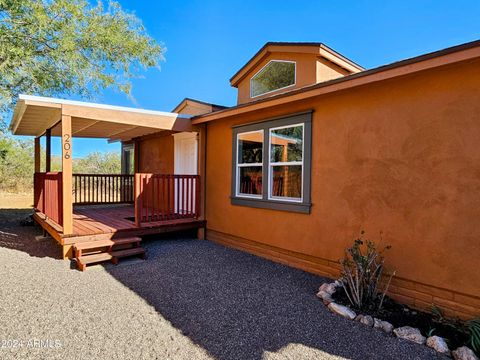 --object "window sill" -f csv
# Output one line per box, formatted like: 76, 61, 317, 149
231, 197, 311, 214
